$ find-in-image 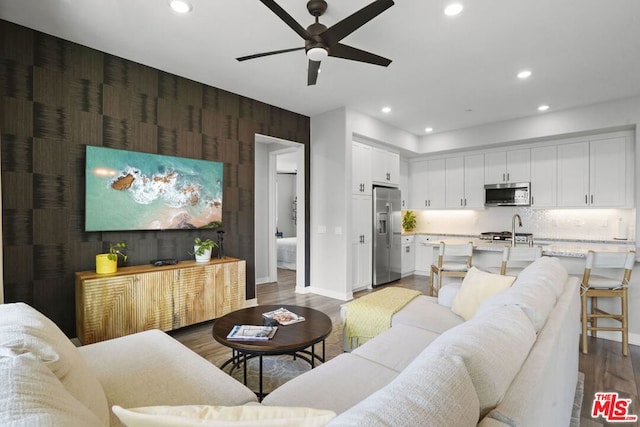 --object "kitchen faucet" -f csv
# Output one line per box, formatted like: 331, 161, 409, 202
511, 214, 523, 247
